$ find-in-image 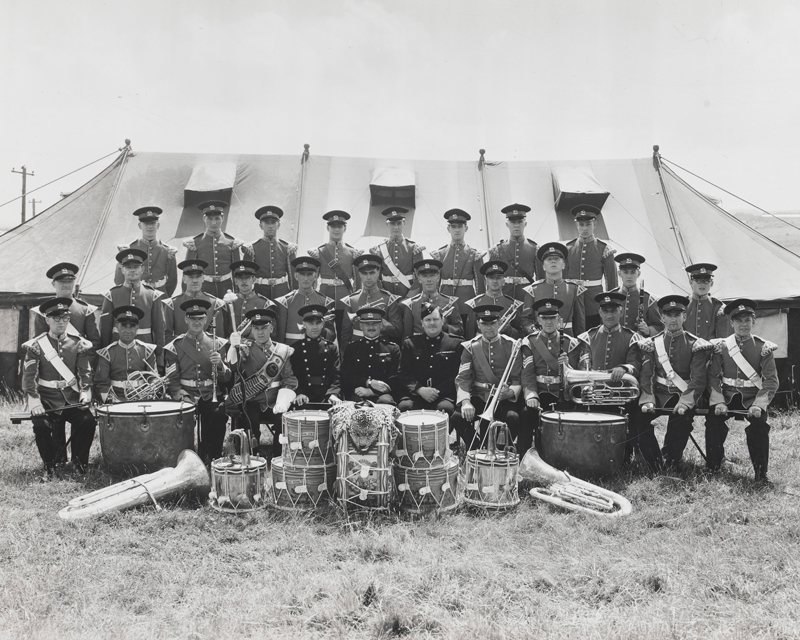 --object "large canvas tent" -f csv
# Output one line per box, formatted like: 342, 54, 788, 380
1, 144, 798, 398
